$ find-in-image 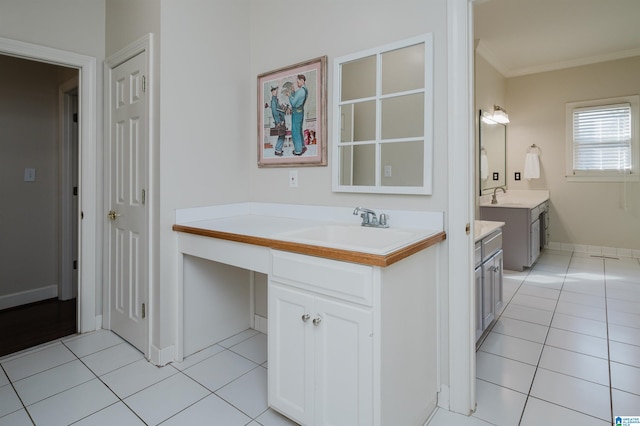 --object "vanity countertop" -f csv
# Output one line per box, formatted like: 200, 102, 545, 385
172, 203, 446, 267
479, 189, 549, 209
474, 220, 505, 242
